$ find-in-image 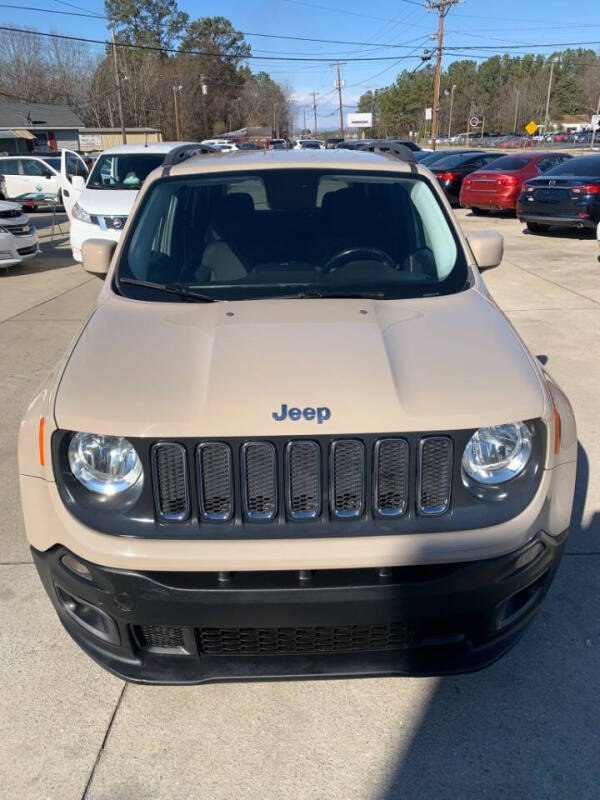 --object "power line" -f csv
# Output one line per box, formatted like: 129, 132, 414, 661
0, 25, 444, 61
